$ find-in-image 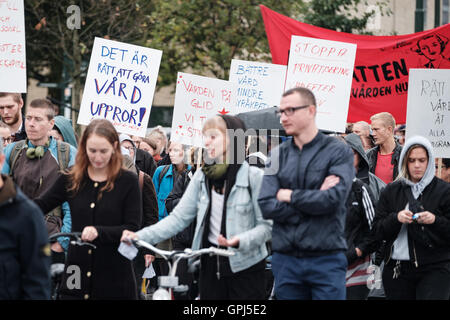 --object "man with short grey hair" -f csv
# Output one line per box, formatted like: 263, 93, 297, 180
0, 137, 51, 299
352, 121, 373, 151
